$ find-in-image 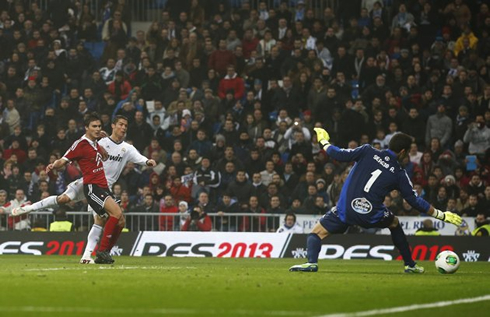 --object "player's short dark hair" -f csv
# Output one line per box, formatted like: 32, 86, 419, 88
388, 133, 412, 154
84, 112, 101, 127
284, 213, 296, 222
113, 115, 128, 124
